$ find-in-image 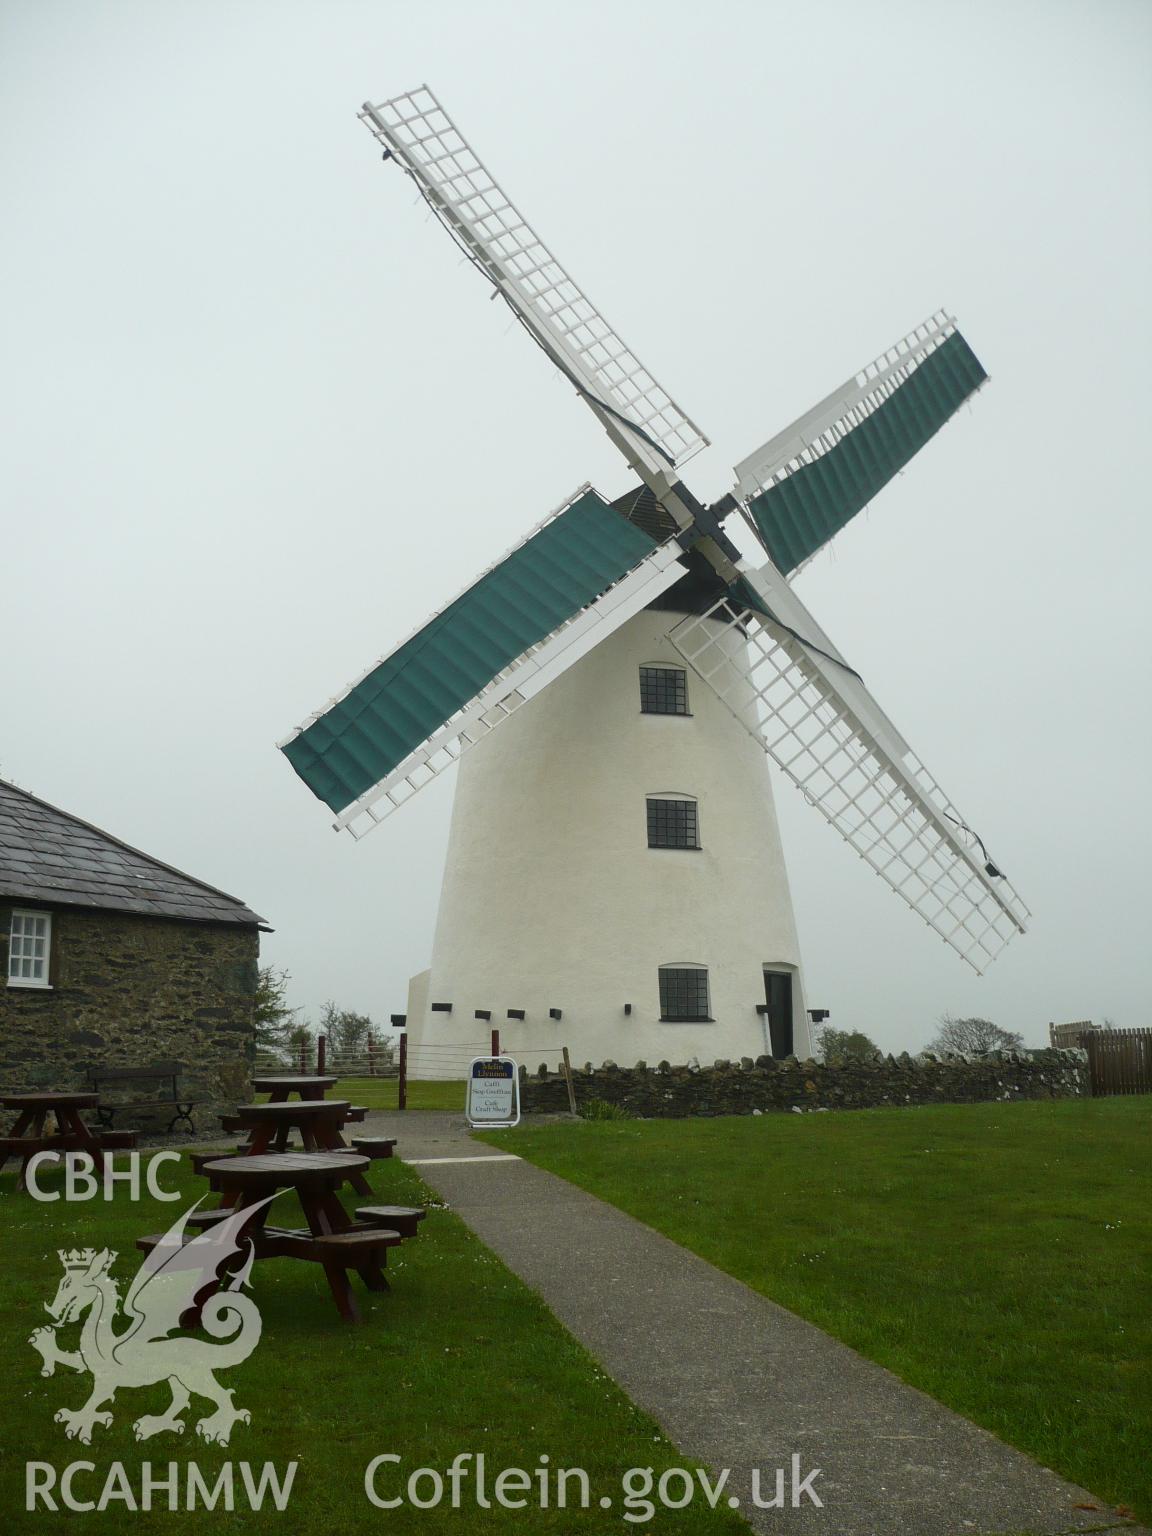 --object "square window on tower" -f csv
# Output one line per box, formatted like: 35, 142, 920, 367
659, 966, 711, 1021
646, 797, 700, 849
639, 665, 688, 715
